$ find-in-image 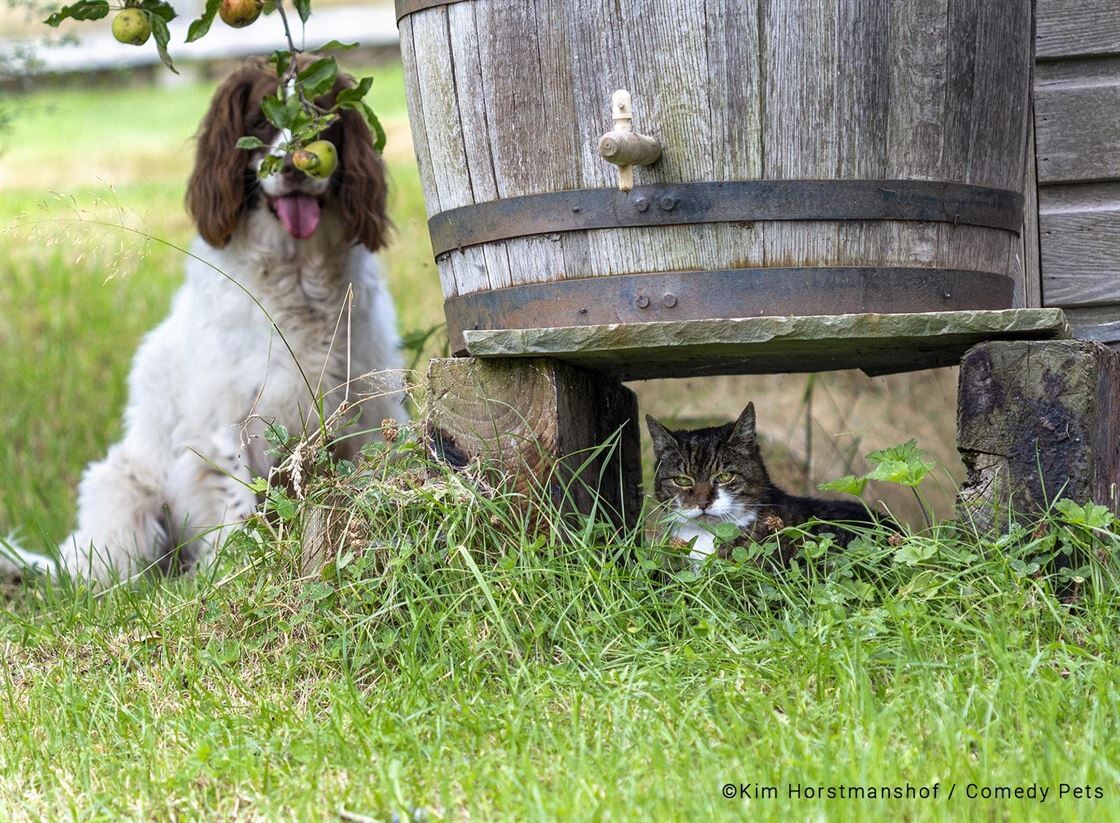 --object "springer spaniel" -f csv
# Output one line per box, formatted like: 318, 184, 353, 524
1, 58, 405, 584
